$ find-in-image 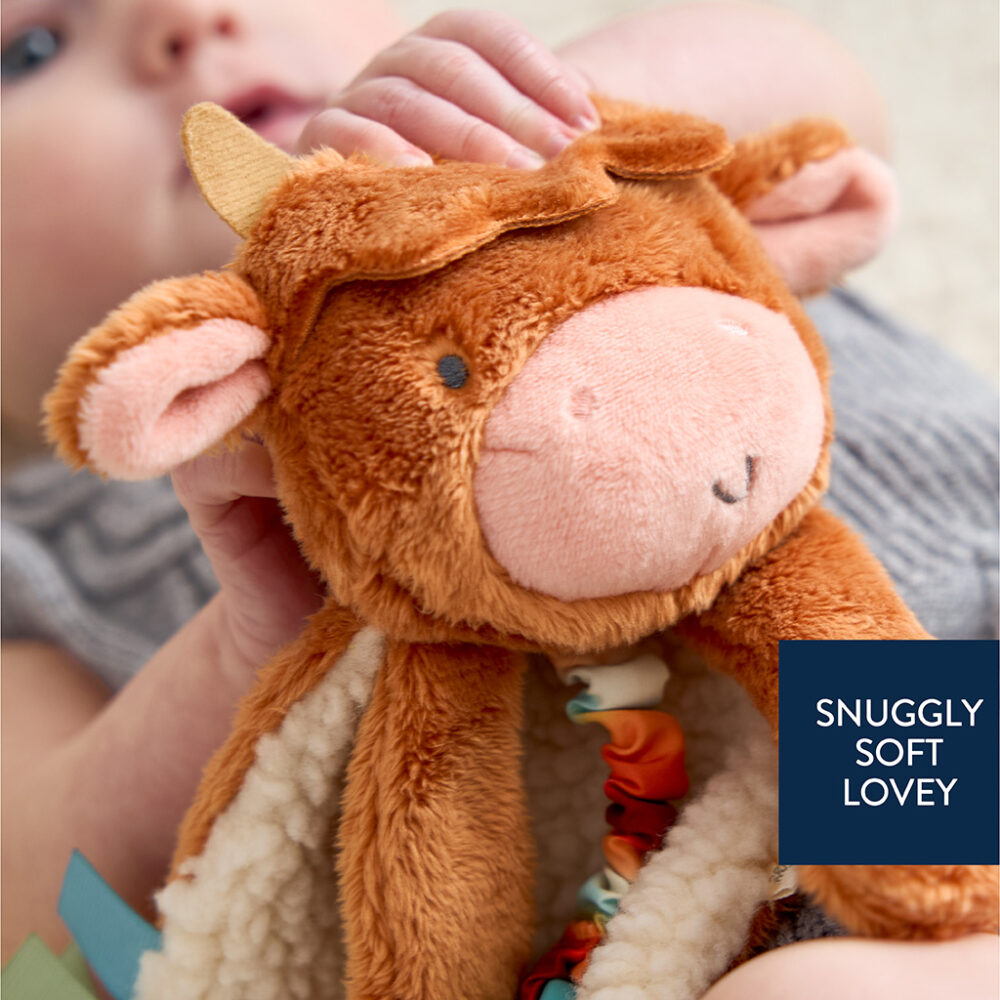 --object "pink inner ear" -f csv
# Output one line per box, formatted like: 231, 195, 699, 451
78, 319, 272, 479
745, 147, 897, 295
